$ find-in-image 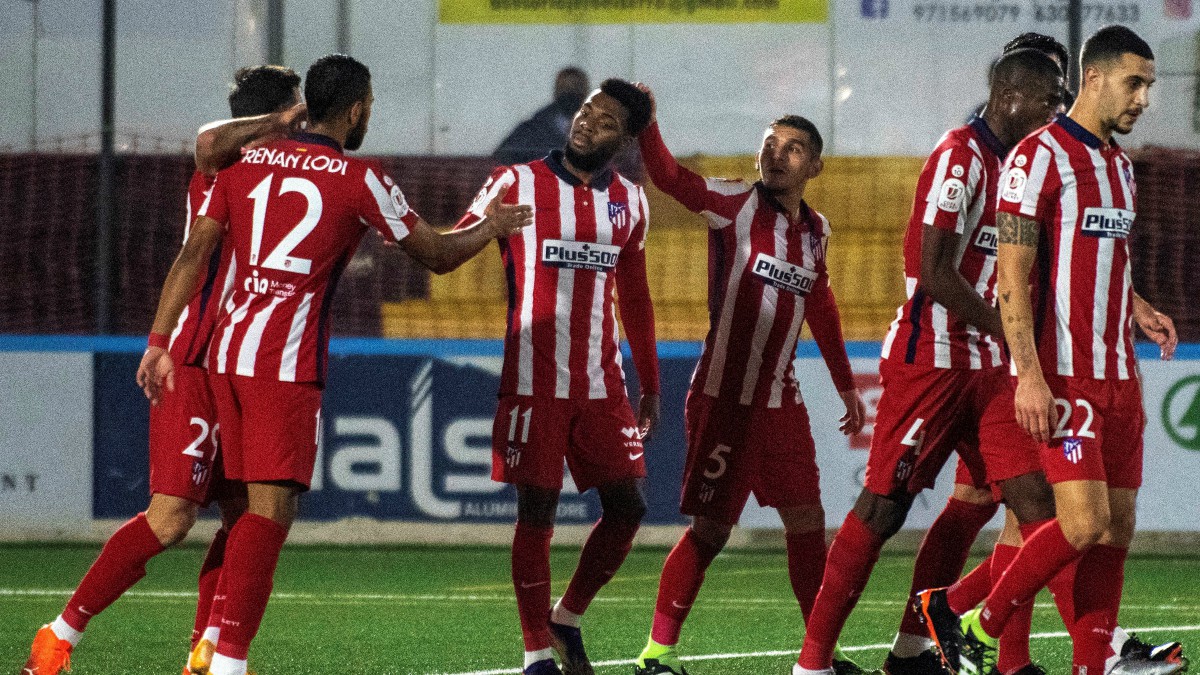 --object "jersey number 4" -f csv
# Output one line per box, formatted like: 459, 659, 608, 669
247, 174, 323, 275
